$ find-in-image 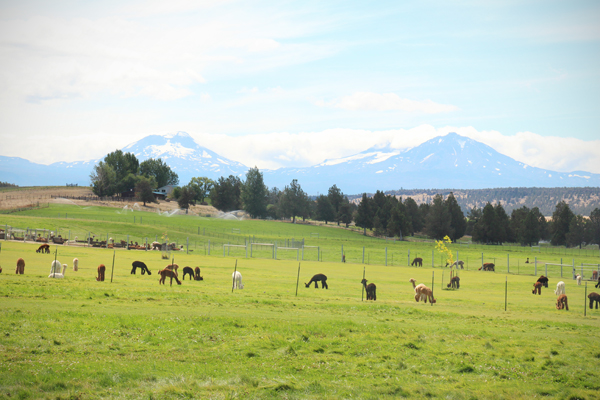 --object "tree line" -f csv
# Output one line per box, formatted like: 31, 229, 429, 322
89, 158, 600, 247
